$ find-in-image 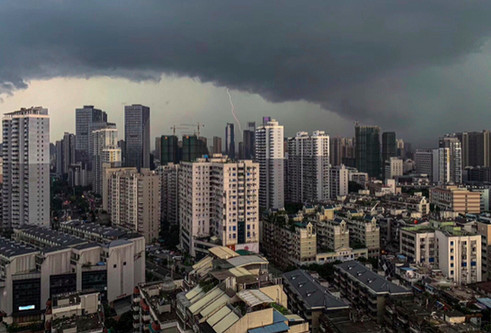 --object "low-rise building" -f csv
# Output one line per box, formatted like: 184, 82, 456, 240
346, 215, 380, 258
261, 212, 317, 269
45, 290, 103, 333
400, 225, 436, 265
132, 279, 182, 333
175, 247, 309, 333
435, 228, 481, 284
334, 261, 412, 323
283, 269, 348, 333
430, 186, 481, 214
0, 237, 41, 325
12, 223, 145, 304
